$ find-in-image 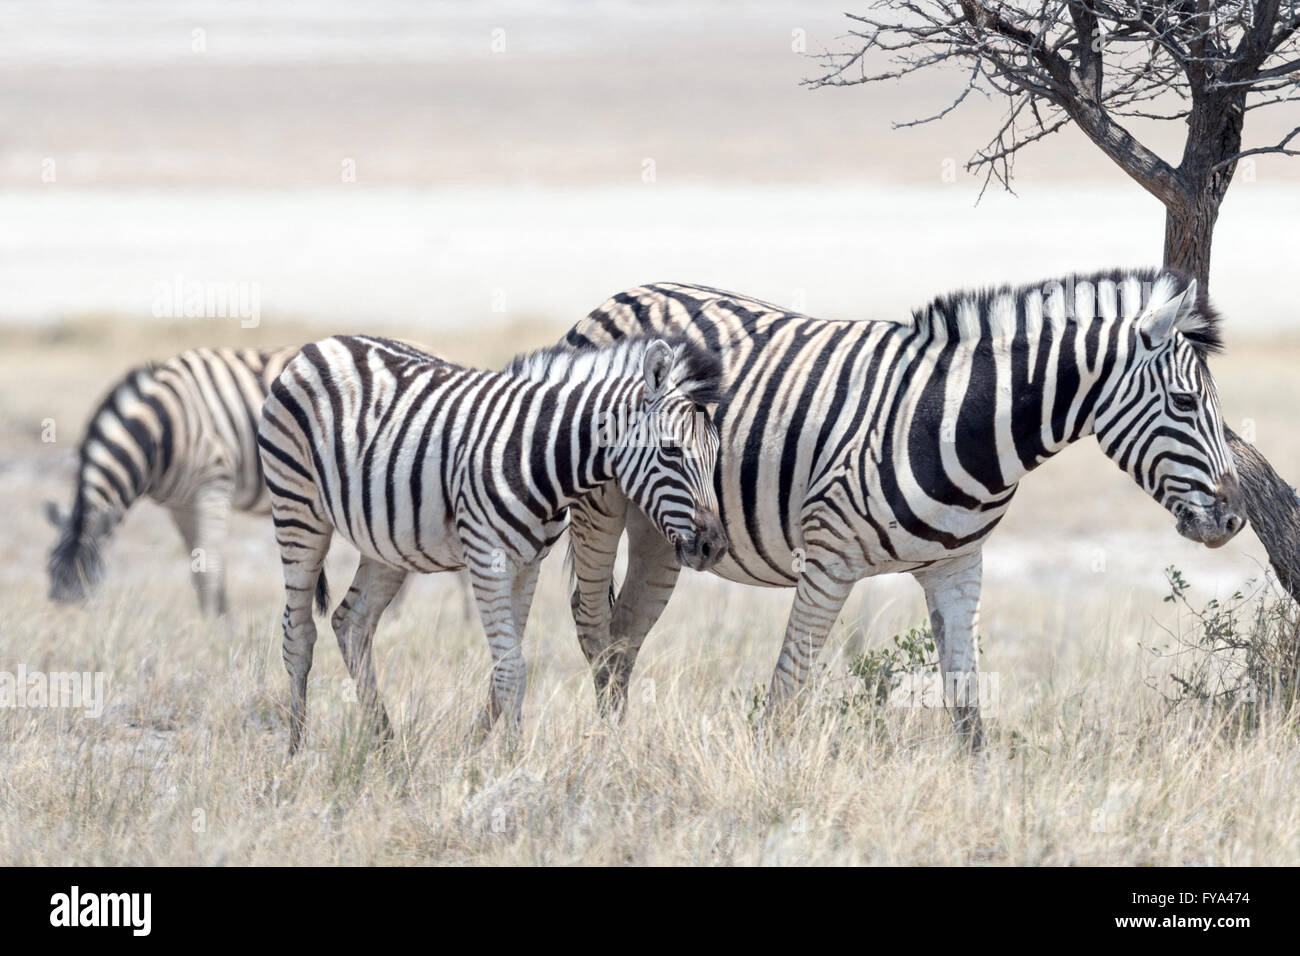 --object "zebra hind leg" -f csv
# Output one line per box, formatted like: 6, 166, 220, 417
275, 524, 332, 756
331, 557, 408, 747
